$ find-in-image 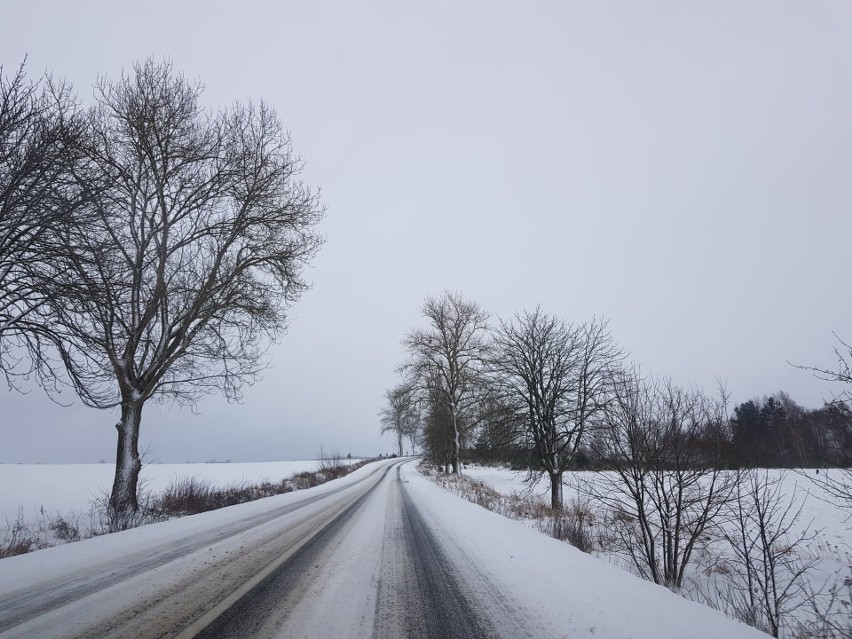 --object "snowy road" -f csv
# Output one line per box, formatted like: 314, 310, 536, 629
0, 459, 768, 638
193, 459, 496, 639
0, 459, 499, 638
